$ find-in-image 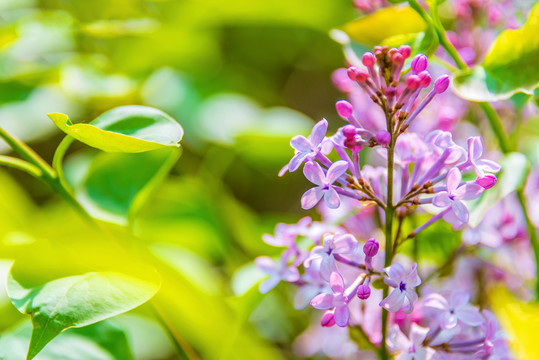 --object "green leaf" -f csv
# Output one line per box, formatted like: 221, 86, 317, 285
452, 3, 539, 102
0, 320, 133, 360
47, 106, 183, 153
73, 148, 180, 225
342, 5, 427, 47
468, 152, 531, 227
6, 241, 160, 360
371, 278, 386, 290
